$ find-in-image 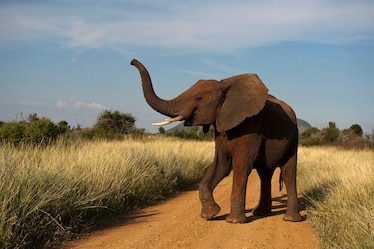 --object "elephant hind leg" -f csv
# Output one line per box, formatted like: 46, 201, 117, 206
253, 168, 274, 217
281, 154, 303, 222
